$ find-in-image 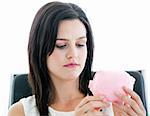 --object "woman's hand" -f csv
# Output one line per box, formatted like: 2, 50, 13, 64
74, 96, 110, 116
113, 86, 146, 116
